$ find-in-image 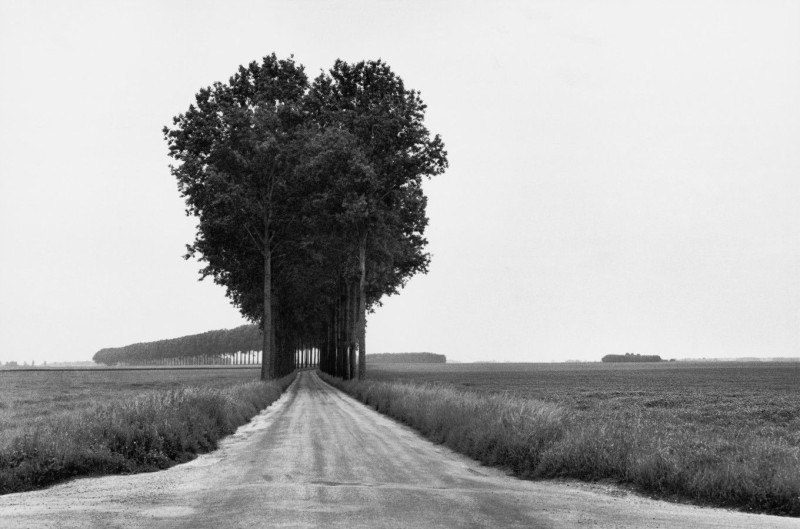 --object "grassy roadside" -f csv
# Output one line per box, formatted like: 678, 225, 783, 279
321, 372, 800, 517
0, 372, 295, 495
